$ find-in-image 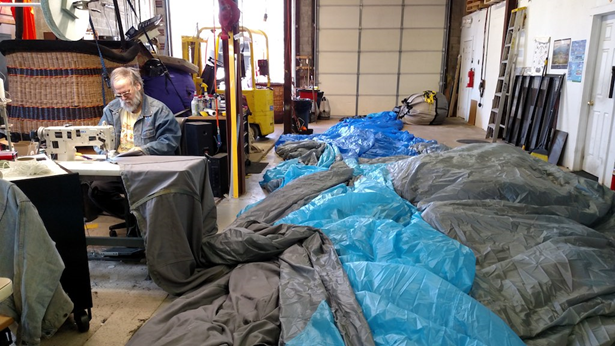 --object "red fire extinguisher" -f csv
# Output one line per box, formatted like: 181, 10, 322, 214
466, 68, 475, 88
